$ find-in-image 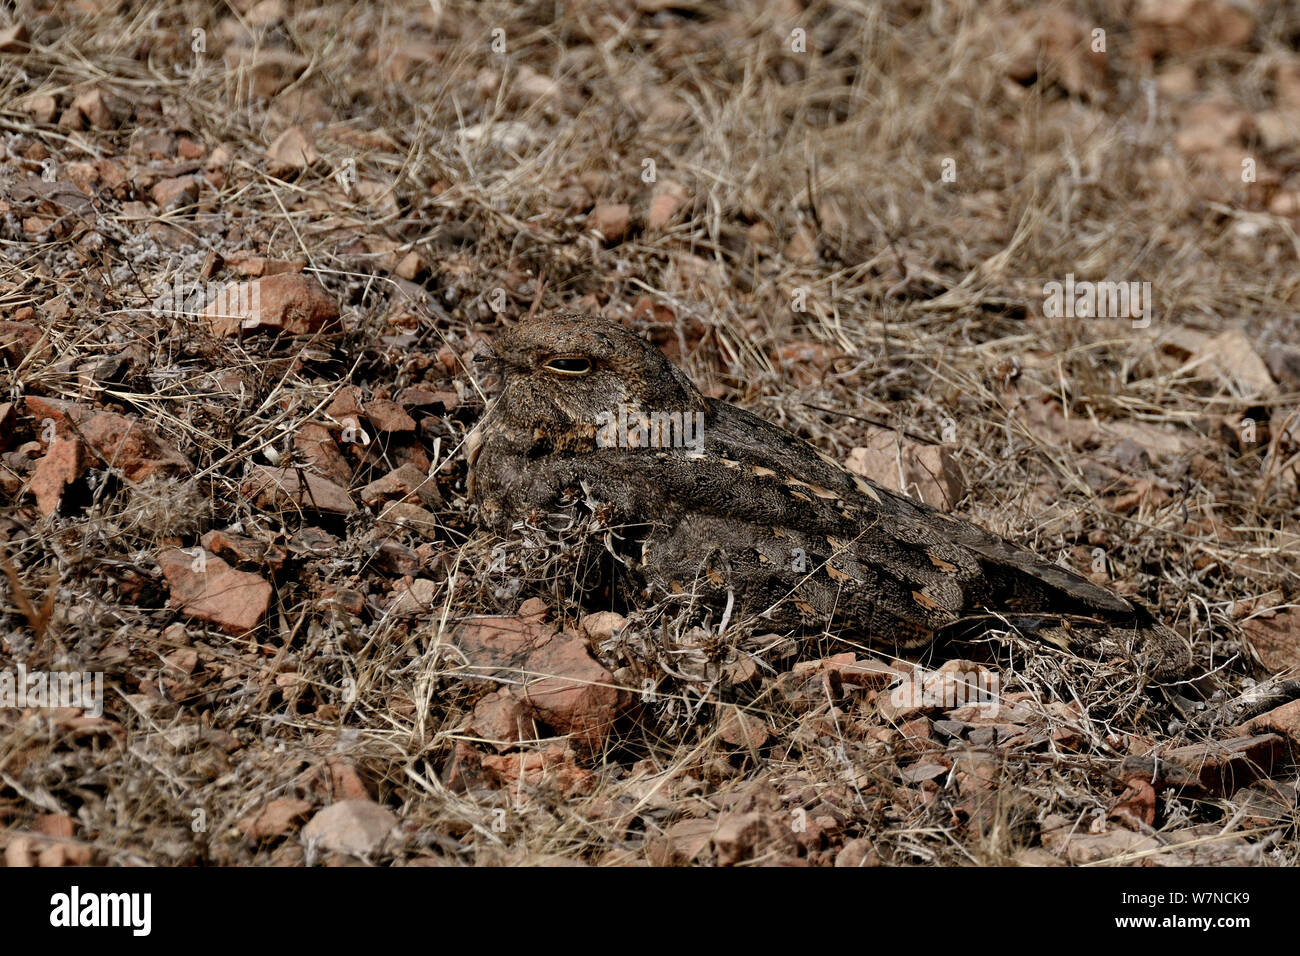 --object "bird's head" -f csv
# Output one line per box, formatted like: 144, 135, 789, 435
480, 311, 706, 436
